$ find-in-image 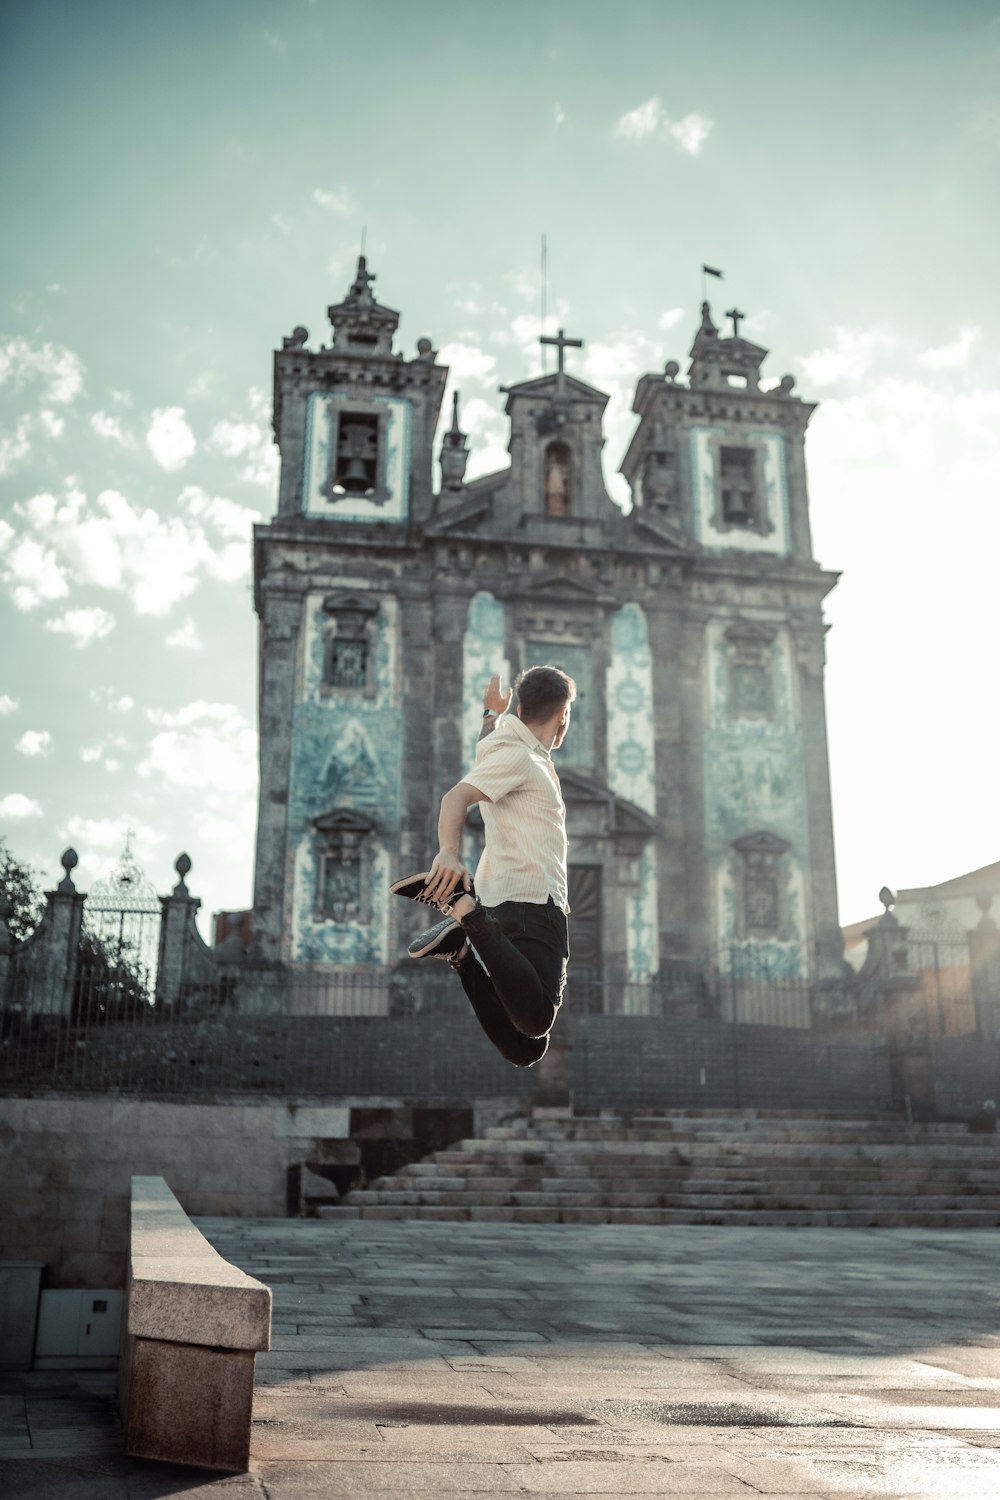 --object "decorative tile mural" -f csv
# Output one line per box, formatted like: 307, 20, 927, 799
607, 603, 659, 983
703, 621, 810, 976
288, 592, 402, 963
462, 591, 508, 765
690, 425, 790, 555
302, 392, 411, 522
